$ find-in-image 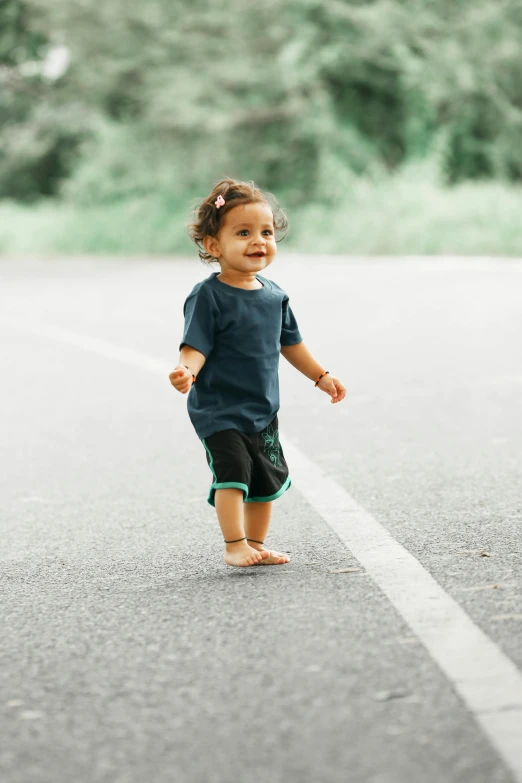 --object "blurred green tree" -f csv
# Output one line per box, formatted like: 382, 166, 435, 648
2, 0, 522, 202
0, 0, 89, 199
